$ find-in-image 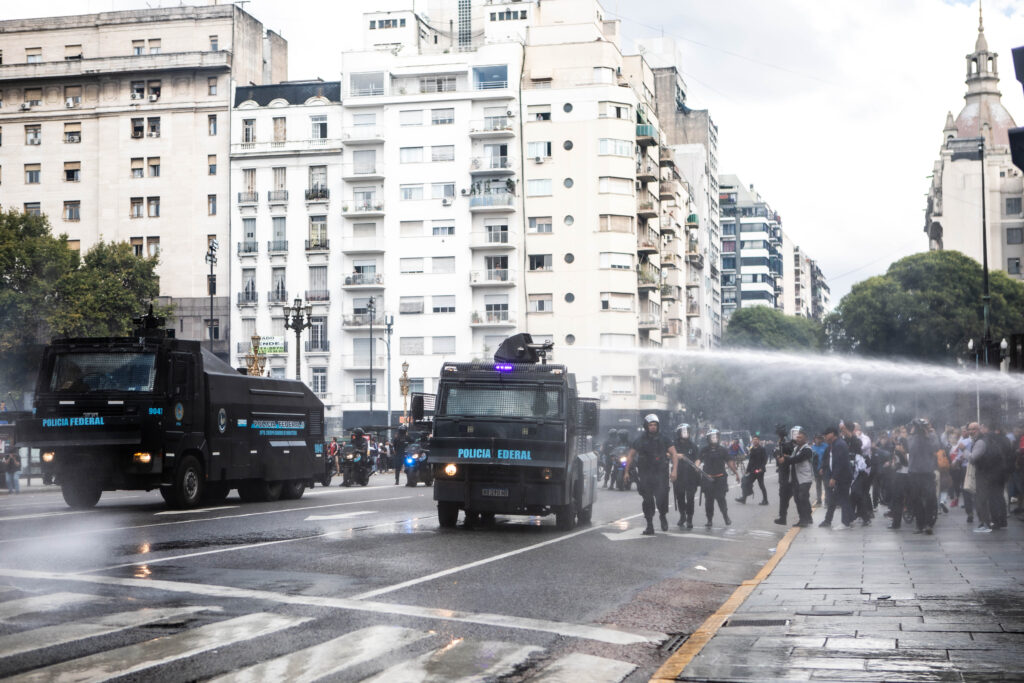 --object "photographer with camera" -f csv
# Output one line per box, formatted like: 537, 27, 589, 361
772, 424, 795, 526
